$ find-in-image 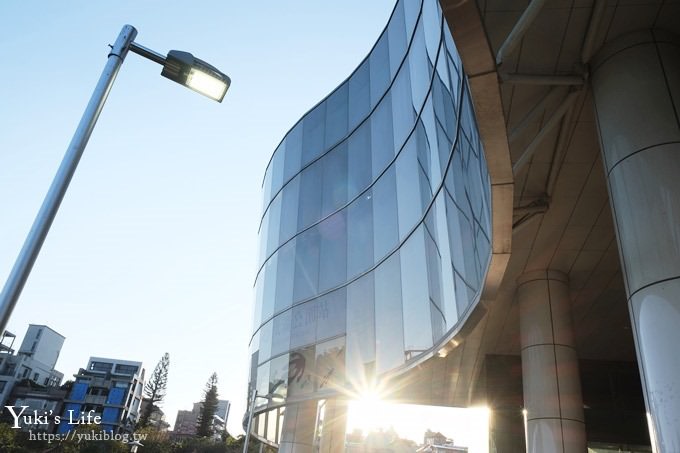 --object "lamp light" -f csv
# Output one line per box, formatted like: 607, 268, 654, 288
161, 50, 231, 102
